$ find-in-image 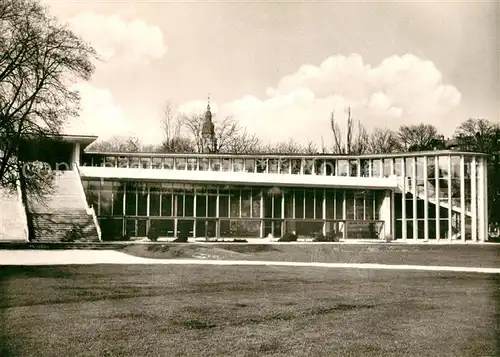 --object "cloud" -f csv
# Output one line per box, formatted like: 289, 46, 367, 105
64, 82, 135, 139
69, 12, 167, 68
201, 53, 462, 145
